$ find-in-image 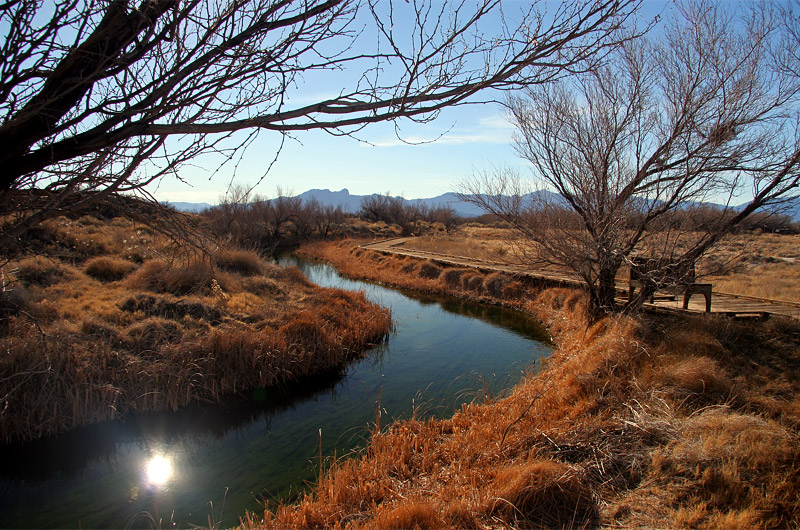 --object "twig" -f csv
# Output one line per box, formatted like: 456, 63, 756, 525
498, 382, 553, 451
19, 310, 48, 367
